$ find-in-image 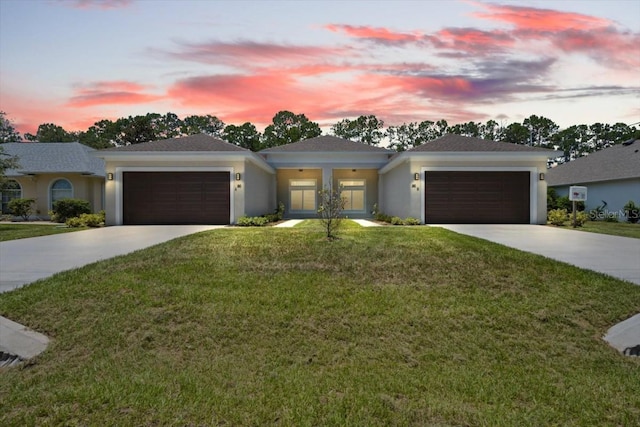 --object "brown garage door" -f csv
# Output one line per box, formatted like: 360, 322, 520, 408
123, 172, 230, 225
425, 171, 530, 224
